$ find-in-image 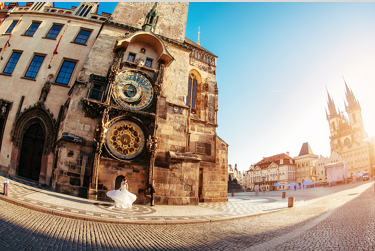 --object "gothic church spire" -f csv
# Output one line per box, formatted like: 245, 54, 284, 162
326, 89, 338, 117
142, 2, 158, 32
344, 82, 360, 111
